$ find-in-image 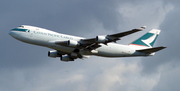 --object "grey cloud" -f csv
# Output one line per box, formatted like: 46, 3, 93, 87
152, 63, 180, 91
